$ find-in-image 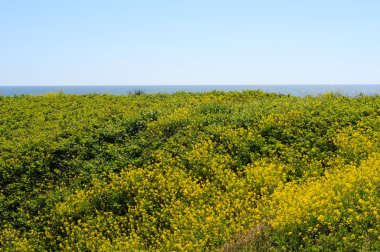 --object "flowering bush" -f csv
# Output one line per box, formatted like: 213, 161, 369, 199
1, 91, 379, 251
